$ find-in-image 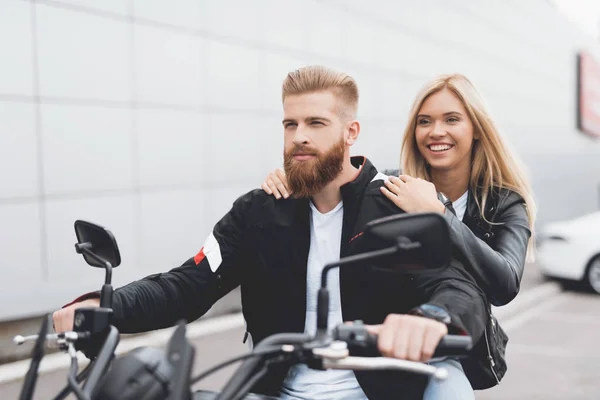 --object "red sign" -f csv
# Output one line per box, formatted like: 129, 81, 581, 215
578, 51, 600, 138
